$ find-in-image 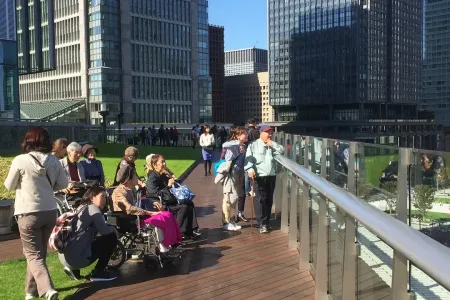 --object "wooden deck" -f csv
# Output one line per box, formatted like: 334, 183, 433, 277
70, 163, 314, 299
